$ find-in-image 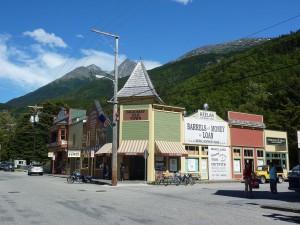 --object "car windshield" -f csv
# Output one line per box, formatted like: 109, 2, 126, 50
32, 164, 42, 167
